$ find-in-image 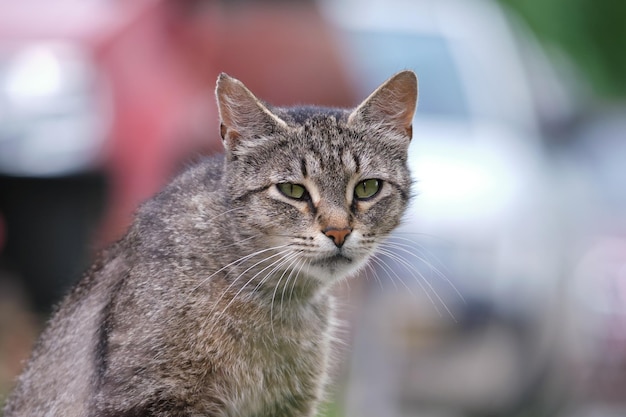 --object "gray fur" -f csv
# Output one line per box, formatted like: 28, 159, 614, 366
4, 71, 417, 417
